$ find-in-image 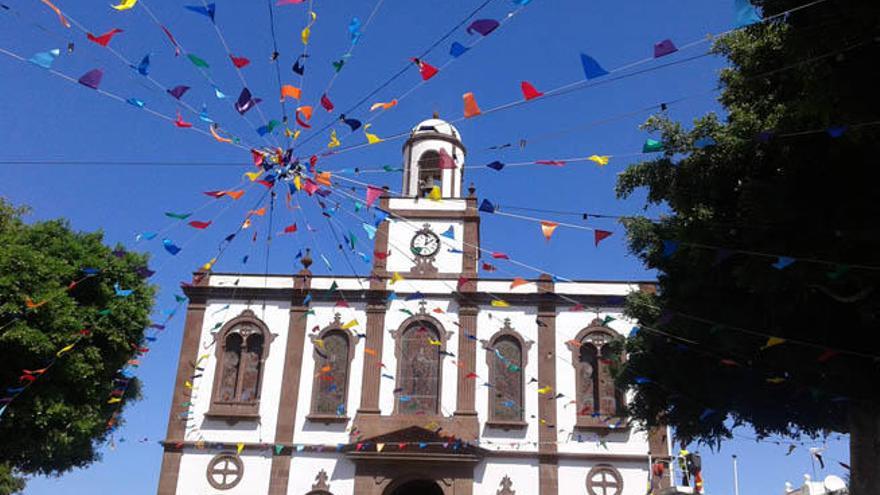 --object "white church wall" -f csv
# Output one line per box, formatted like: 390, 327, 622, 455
287, 453, 356, 495
558, 458, 652, 495
476, 280, 540, 294
208, 274, 293, 289
187, 300, 290, 445
291, 302, 367, 445
176, 449, 273, 495
475, 306, 540, 452
389, 198, 467, 211
473, 458, 540, 495
310, 276, 369, 291
555, 281, 641, 296
385, 219, 464, 274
